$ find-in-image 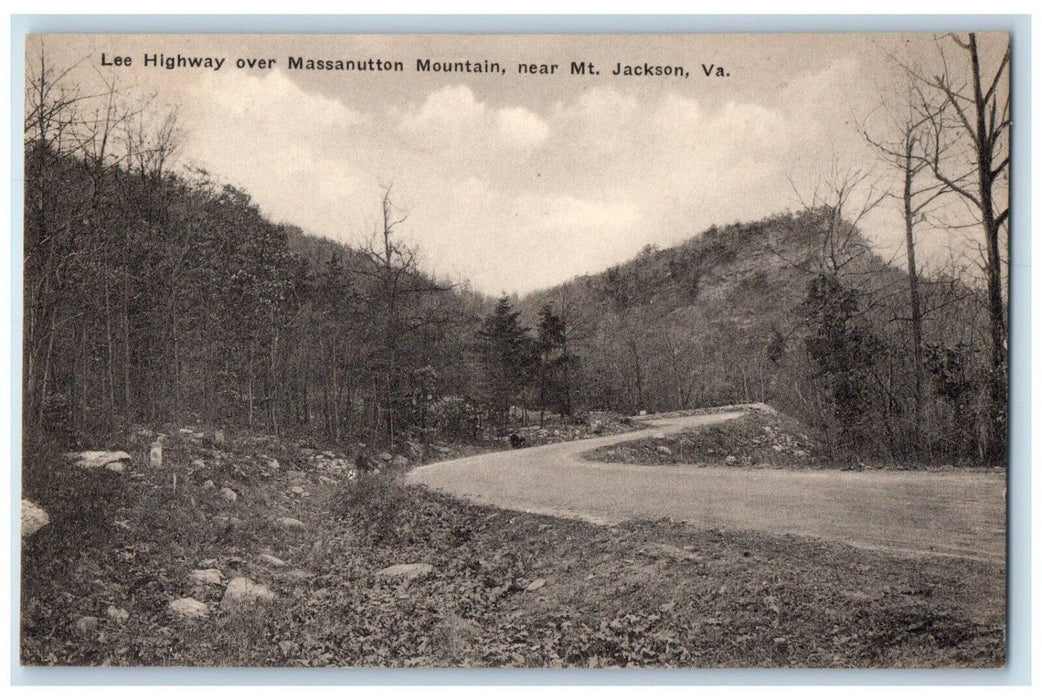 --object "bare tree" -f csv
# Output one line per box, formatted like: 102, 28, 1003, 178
912, 33, 1010, 461
860, 78, 952, 435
